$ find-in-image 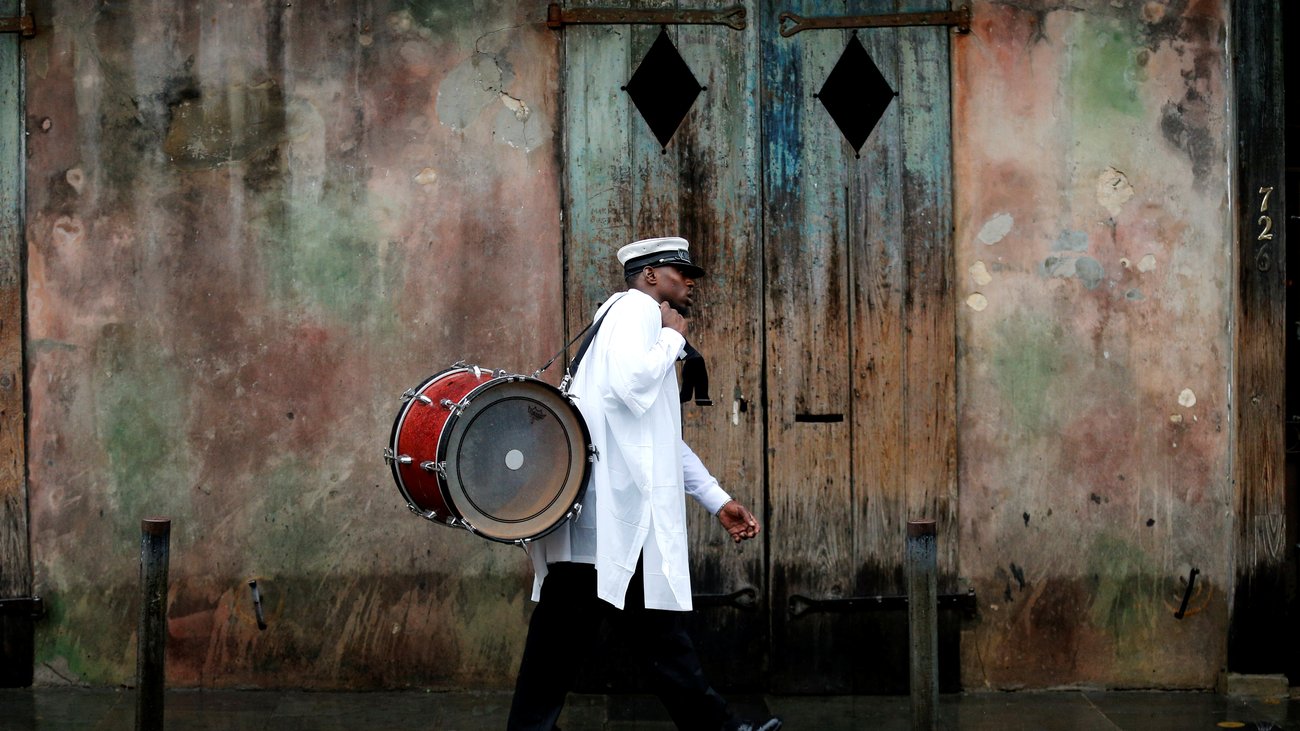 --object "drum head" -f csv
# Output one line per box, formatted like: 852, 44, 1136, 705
439, 378, 590, 542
